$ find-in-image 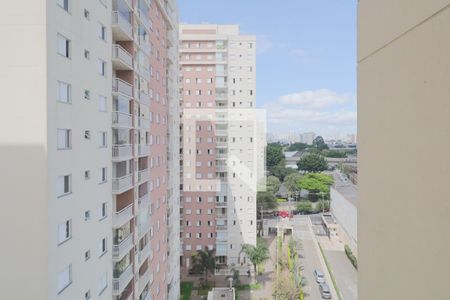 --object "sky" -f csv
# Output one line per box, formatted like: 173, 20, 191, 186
178, 0, 357, 139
